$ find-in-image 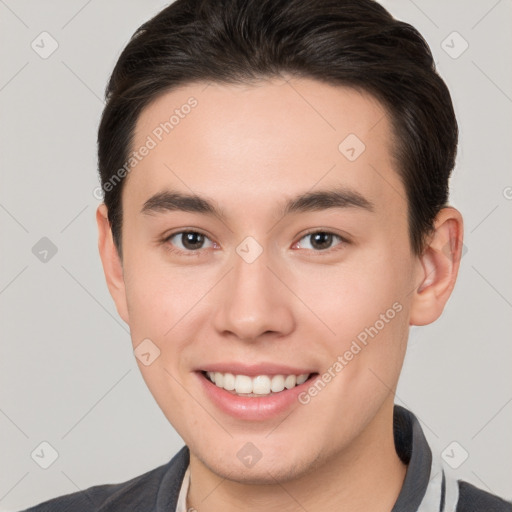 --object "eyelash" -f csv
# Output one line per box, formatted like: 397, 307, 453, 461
162, 229, 349, 257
